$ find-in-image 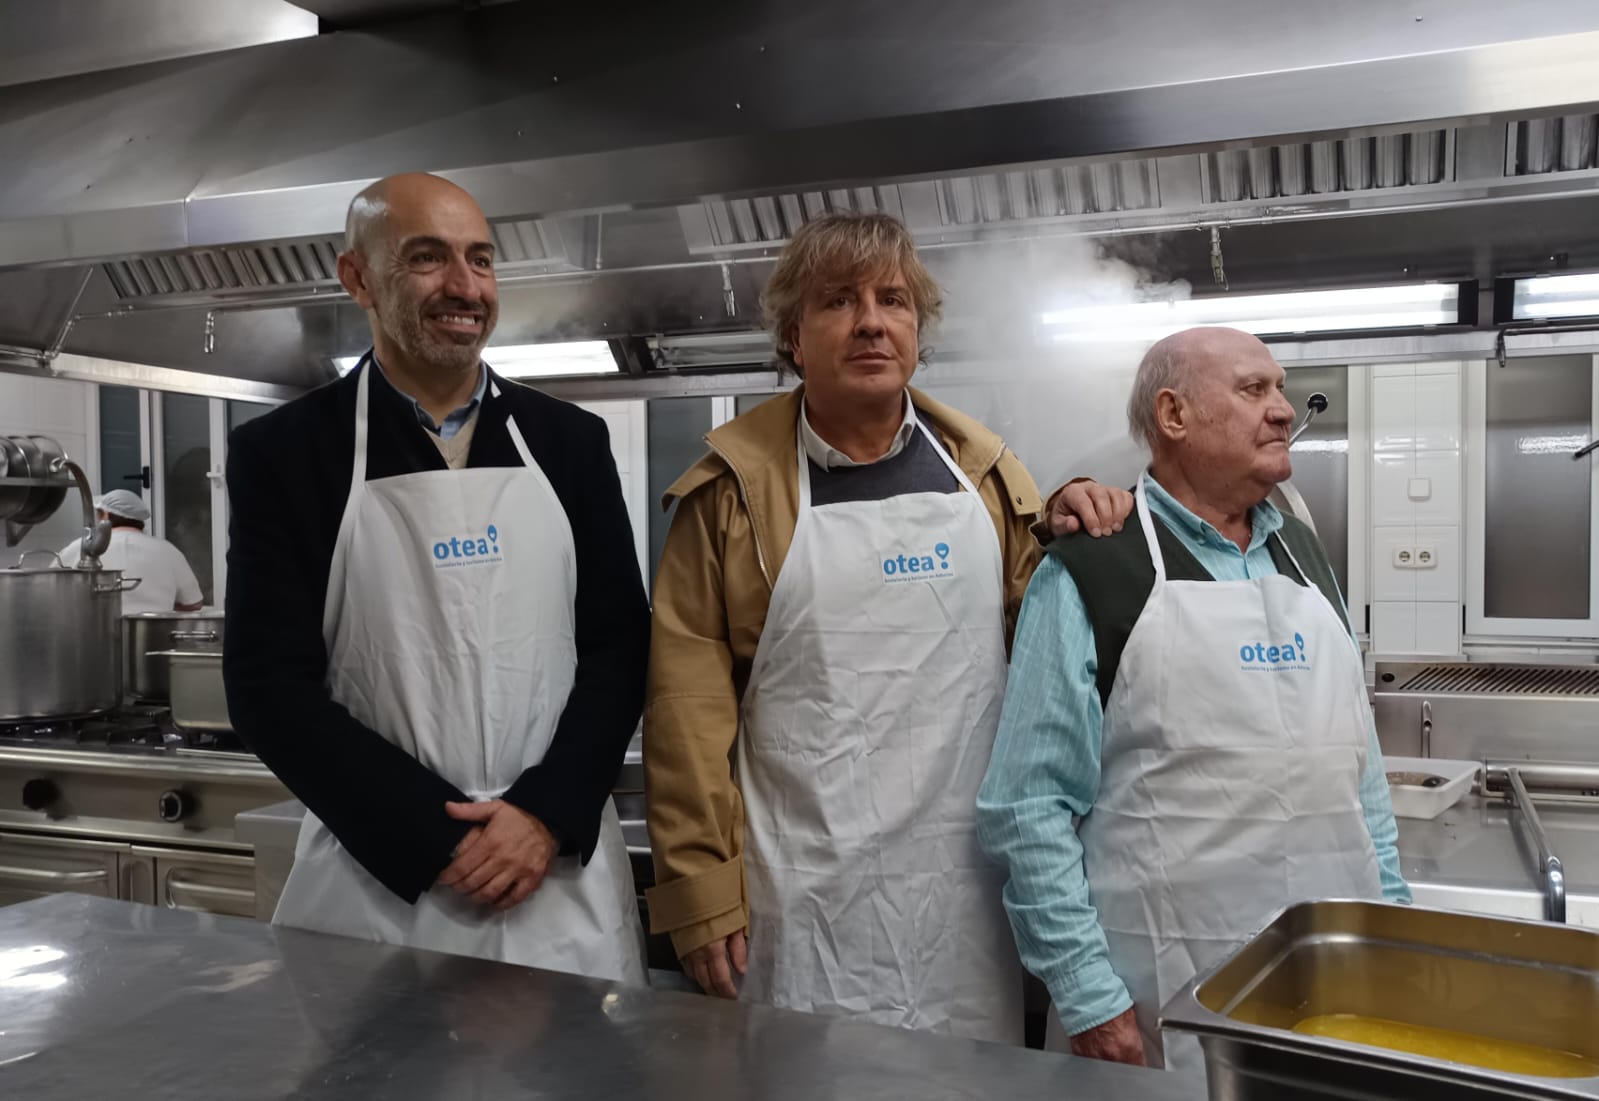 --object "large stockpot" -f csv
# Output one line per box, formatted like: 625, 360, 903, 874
0, 552, 138, 720
124, 612, 224, 702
